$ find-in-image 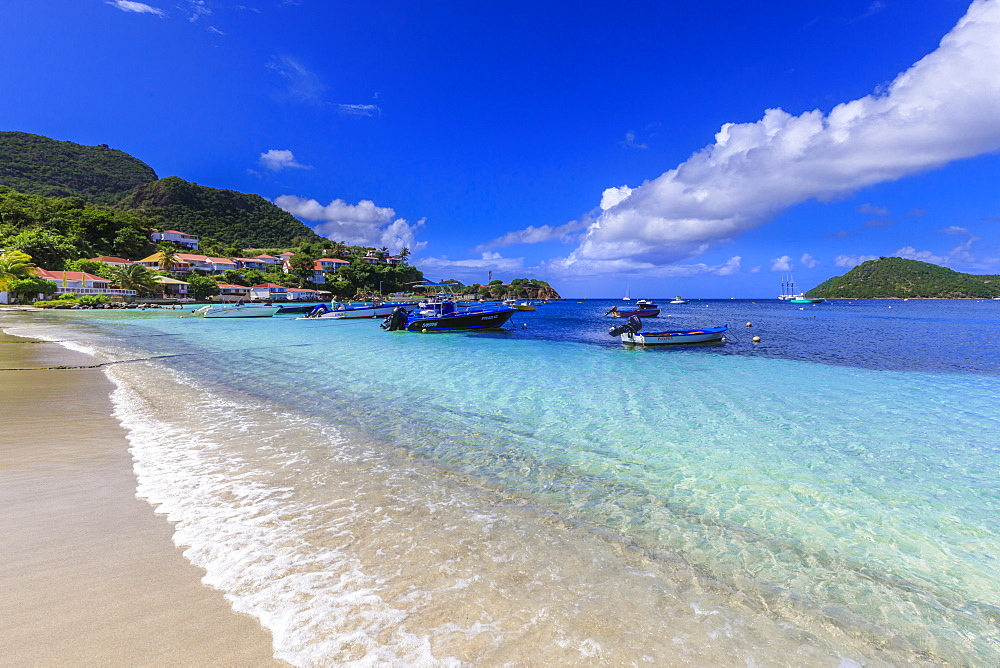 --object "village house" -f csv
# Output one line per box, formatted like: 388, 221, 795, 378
250, 283, 289, 301
35, 269, 137, 300
214, 284, 252, 301
150, 229, 200, 250
88, 256, 133, 268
